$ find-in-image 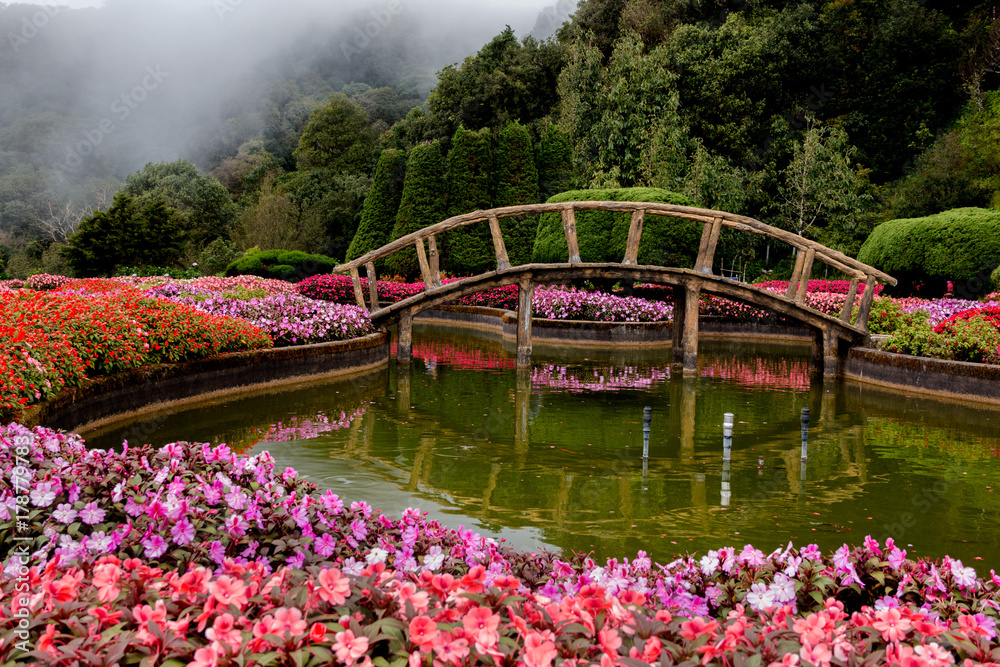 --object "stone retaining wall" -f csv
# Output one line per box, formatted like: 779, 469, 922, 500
26, 332, 390, 431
